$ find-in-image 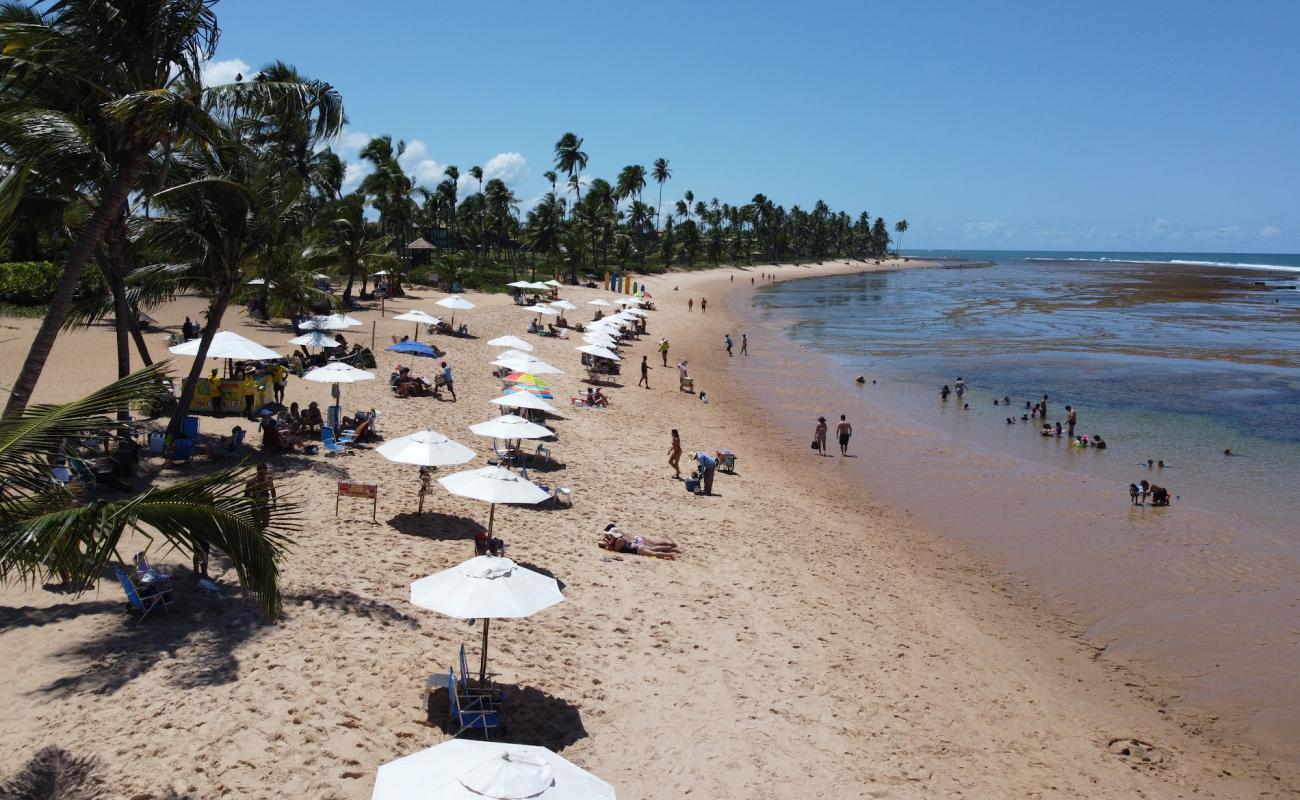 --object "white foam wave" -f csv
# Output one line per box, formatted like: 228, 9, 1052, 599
1024, 257, 1300, 275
